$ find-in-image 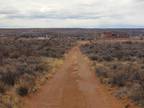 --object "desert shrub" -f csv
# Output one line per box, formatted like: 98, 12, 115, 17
0, 82, 6, 94
110, 72, 128, 87
96, 66, 108, 78
103, 55, 113, 61
81, 40, 144, 105
1, 73, 18, 86
81, 41, 144, 61
129, 83, 144, 103
9, 51, 20, 59
88, 54, 99, 61
0, 33, 76, 107
110, 63, 119, 70
16, 86, 29, 96
114, 86, 129, 99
